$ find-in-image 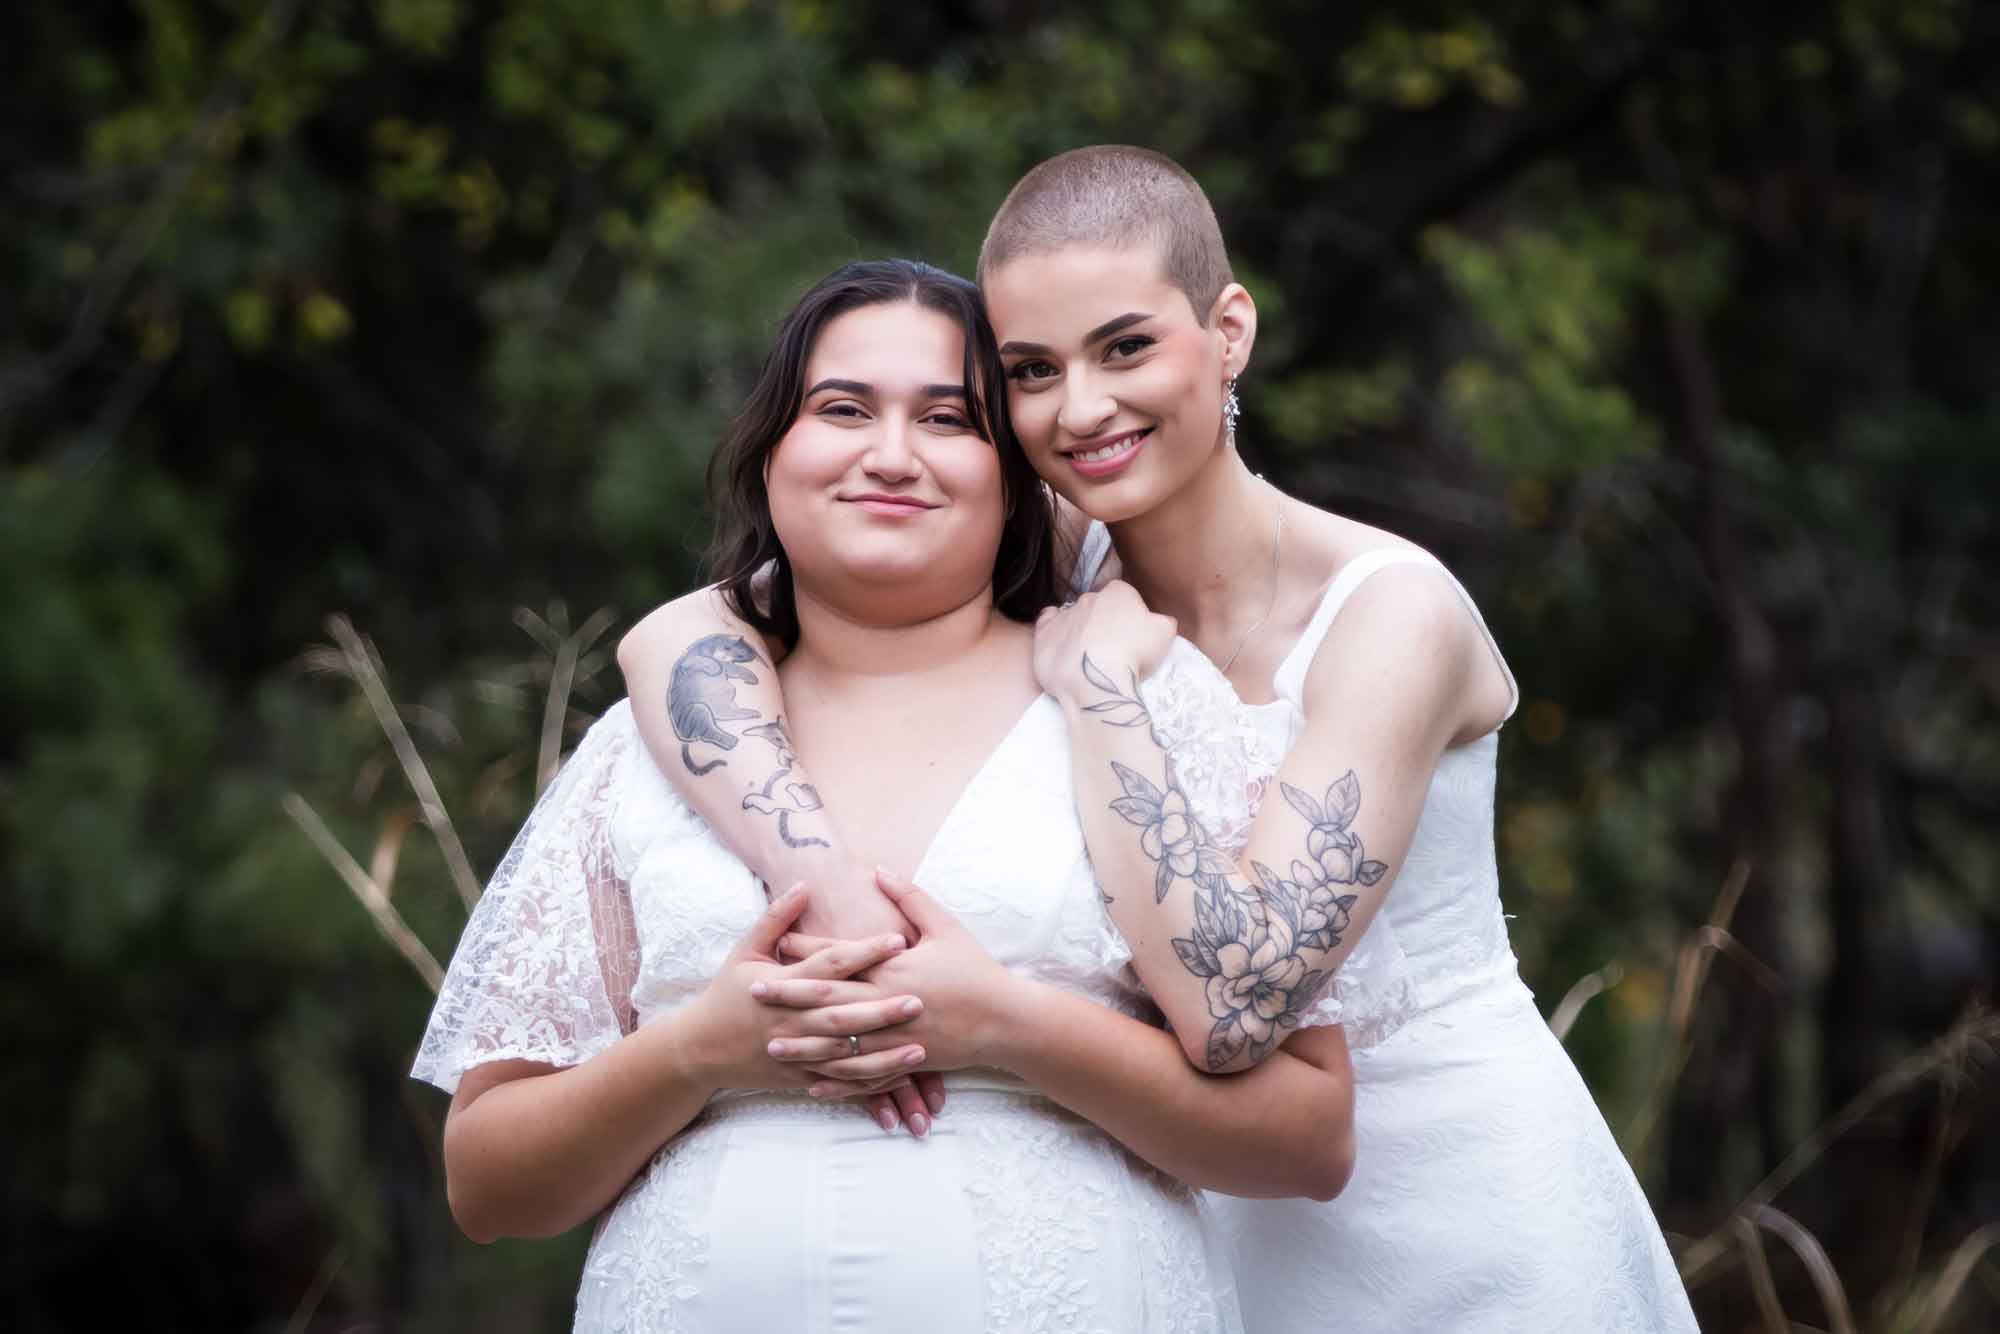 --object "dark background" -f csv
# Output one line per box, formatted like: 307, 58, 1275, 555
5, 1, 1997, 1329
